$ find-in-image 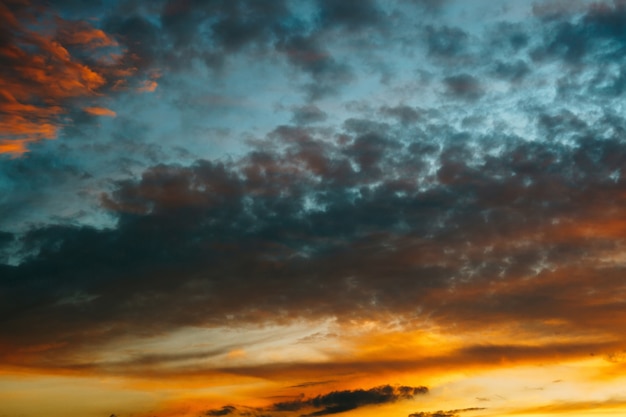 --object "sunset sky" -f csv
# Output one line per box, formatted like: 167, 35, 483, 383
3, 0, 626, 416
